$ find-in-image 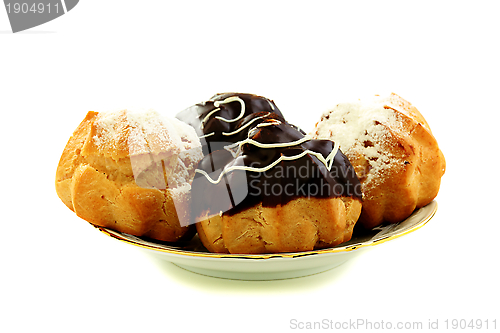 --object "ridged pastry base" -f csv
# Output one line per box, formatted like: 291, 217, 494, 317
196, 196, 362, 254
